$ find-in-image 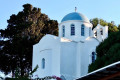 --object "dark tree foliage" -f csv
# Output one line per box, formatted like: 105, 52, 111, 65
90, 18, 108, 29
108, 23, 119, 34
90, 18, 119, 34
0, 4, 58, 76
90, 18, 99, 29
87, 18, 119, 73
89, 31, 120, 72
117, 24, 120, 31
